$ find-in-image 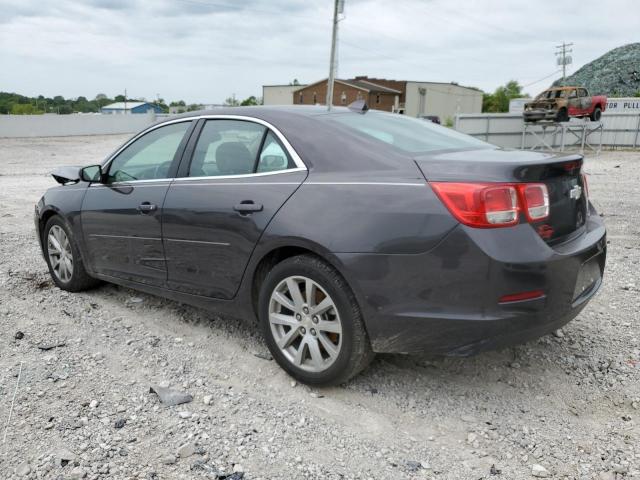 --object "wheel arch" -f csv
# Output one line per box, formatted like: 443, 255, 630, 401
38, 207, 91, 270
247, 239, 367, 329
38, 207, 64, 250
